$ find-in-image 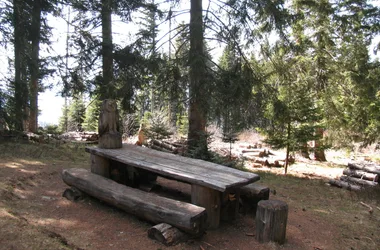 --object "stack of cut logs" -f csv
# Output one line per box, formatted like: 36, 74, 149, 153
149, 139, 186, 155
329, 161, 379, 191
240, 146, 290, 168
